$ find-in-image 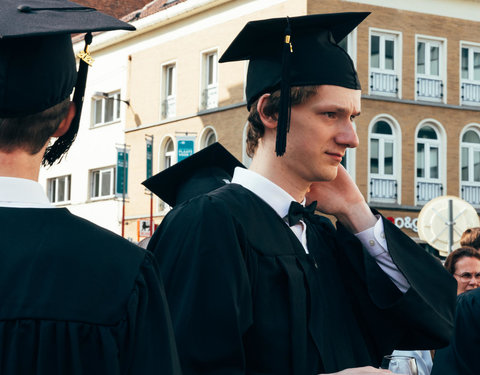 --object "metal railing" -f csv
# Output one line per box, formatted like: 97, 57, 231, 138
162, 96, 176, 119
370, 178, 397, 201
417, 181, 443, 203
201, 85, 218, 109
461, 81, 480, 105
461, 184, 480, 205
417, 77, 443, 100
370, 72, 398, 96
